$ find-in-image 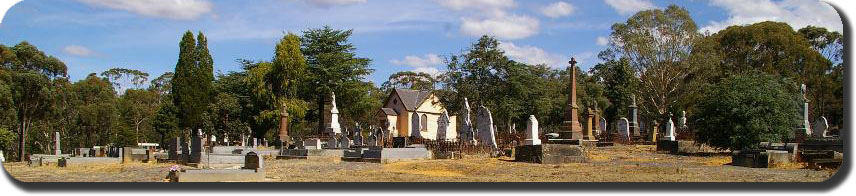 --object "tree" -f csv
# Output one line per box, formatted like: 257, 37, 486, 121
172, 31, 215, 133
152, 102, 179, 146
381, 71, 436, 92
608, 5, 701, 120
100, 68, 149, 92
149, 72, 174, 100
118, 89, 159, 143
798, 26, 844, 127
73, 73, 120, 147
2, 42, 67, 161
202, 93, 248, 143
591, 50, 636, 130
694, 72, 799, 150
300, 26, 373, 134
